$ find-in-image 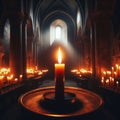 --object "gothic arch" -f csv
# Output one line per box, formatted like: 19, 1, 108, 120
50, 19, 67, 46
2, 19, 10, 67
41, 10, 76, 49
